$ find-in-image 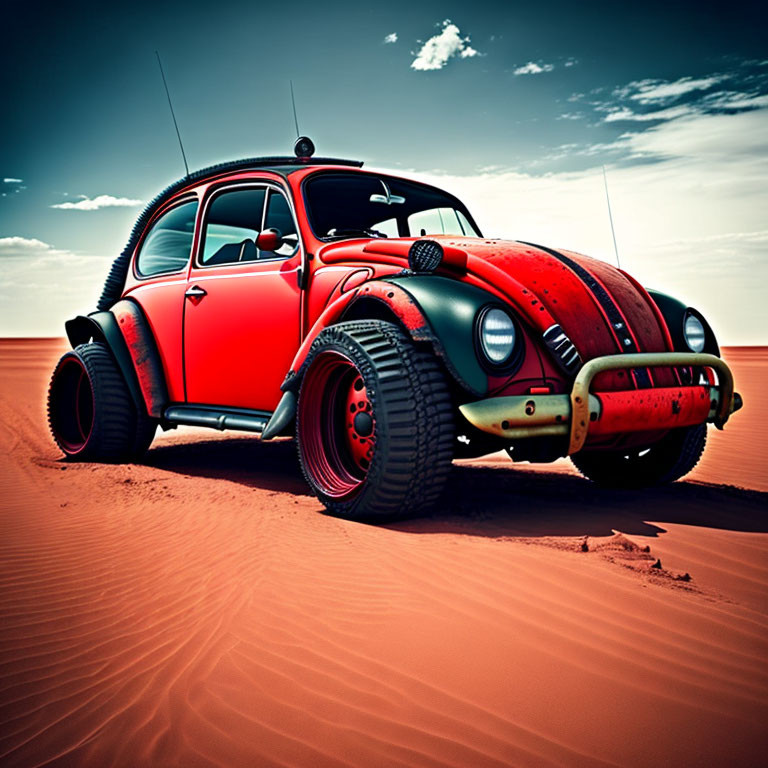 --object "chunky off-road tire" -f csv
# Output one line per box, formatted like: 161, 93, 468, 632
296, 320, 454, 522
571, 423, 707, 488
47, 342, 156, 462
